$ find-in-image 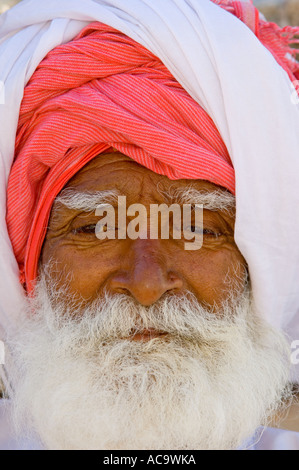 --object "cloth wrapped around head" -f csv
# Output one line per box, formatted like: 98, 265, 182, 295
6, 1, 299, 293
